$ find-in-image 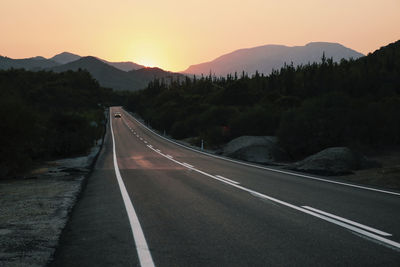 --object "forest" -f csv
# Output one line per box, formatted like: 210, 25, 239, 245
0, 69, 116, 178
125, 40, 400, 159
1, 41, 398, 178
